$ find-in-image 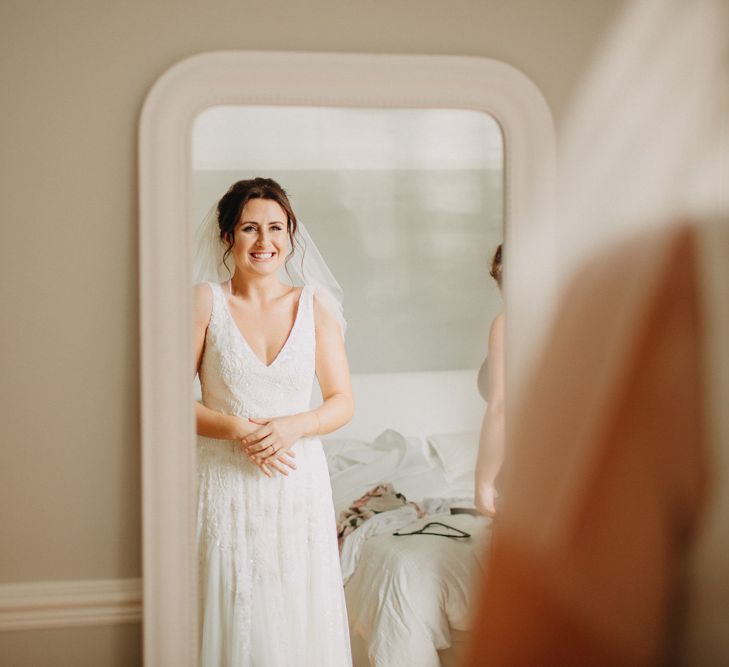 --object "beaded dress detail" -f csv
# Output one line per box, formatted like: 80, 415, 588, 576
196, 282, 351, 666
